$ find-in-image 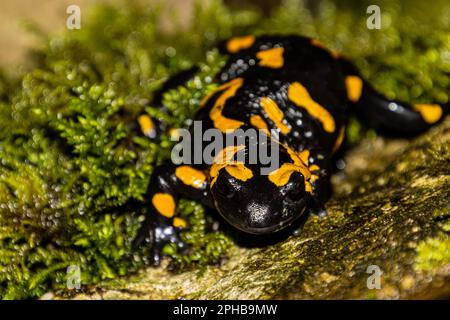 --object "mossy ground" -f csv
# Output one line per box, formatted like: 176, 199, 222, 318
0, 0, 449, 299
